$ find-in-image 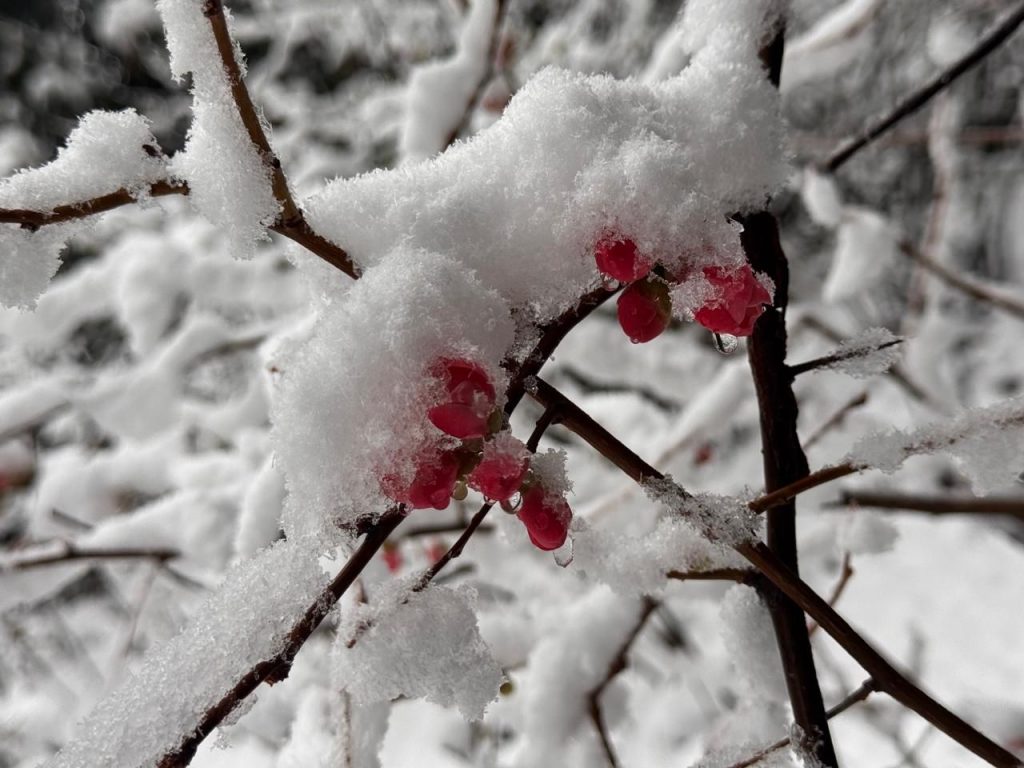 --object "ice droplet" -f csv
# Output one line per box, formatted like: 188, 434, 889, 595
554, 537, 574, 568
713, 333, 738, 354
